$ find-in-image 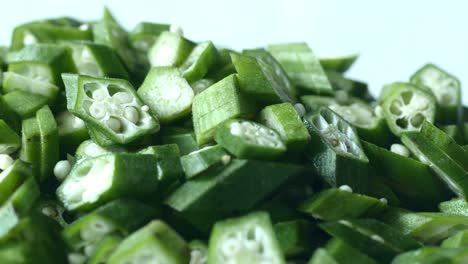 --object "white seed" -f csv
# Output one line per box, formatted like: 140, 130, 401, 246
379, 198, 388, 205
221, 155, 231, 165
221, 238, 240, 257
79, 24, 89, 31
113, 92, 133, 104
72, 116, 86, 129
294, 103, 306, 117
370, 234, 385, 243
106, 117, 122, 133
41, 206, 58, 218
169, 24, 184, 36
338, 185, 353, 193
230, 122, 244, 136
390, 144, 410, 157
89, 103, 106, 119
0, 154, 14, 170
123, 106, 139, 124
84, 245, 95, 257
92, 89, 108, 101
141, 105, 150, 112
374, 105, 384, 118
68, 253, 87, 264
23, 33, 37, 45
244, 240, 261, 251
54, 160, 72, 181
